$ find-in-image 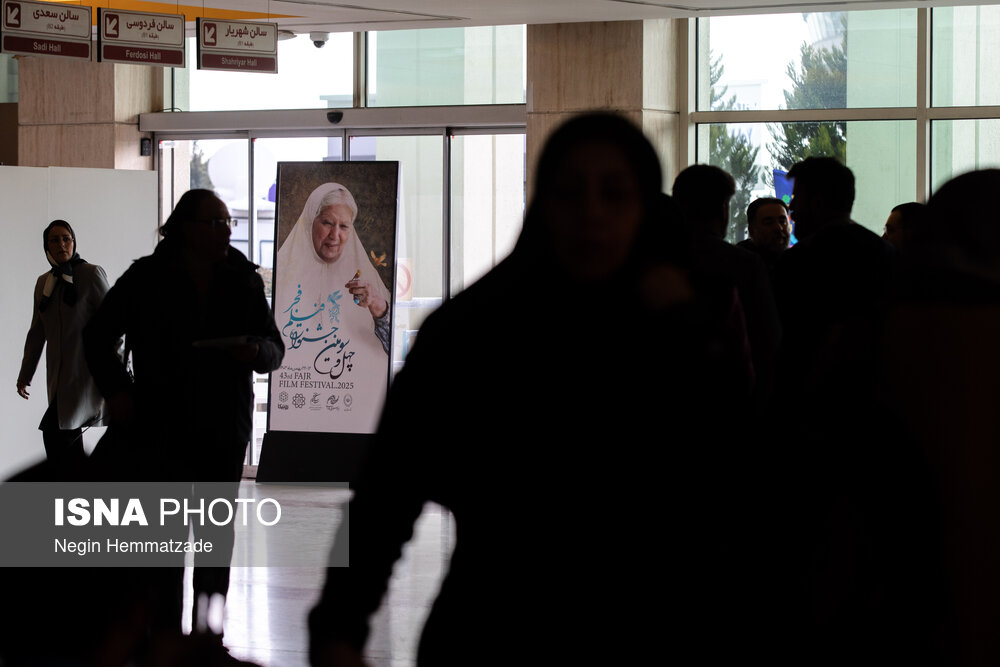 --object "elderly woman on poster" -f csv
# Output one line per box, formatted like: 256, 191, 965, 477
274, 182, 391, 434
